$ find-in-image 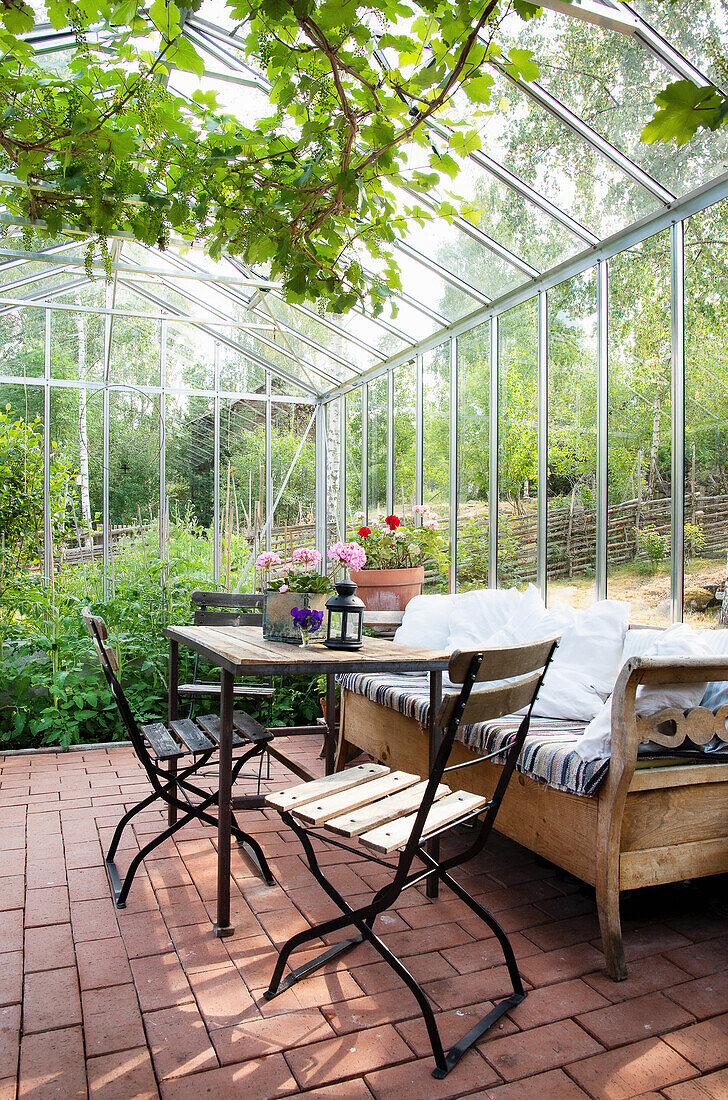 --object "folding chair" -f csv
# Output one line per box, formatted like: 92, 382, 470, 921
263, 635, 560, 1079
81, 608, 275, 910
